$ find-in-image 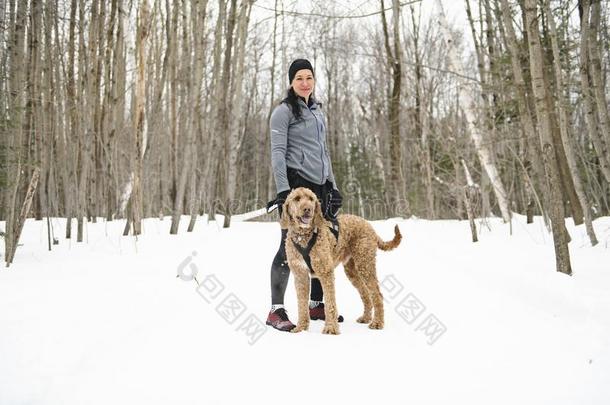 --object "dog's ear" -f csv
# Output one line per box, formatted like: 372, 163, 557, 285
313, 196, 325, 229
279, 199, 291, 229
